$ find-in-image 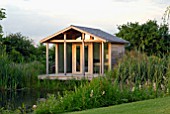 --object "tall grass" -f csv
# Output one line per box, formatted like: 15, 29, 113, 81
0, 49, 45, 90
36, 79, 88, 91
116, 51, 170, 92
35, 51, 170, 114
